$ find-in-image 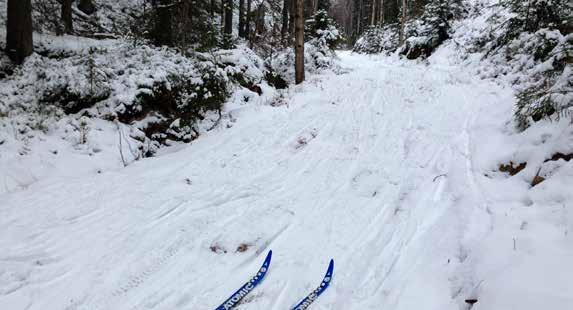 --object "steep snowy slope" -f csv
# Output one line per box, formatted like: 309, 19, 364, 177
1, 52, 572, 310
